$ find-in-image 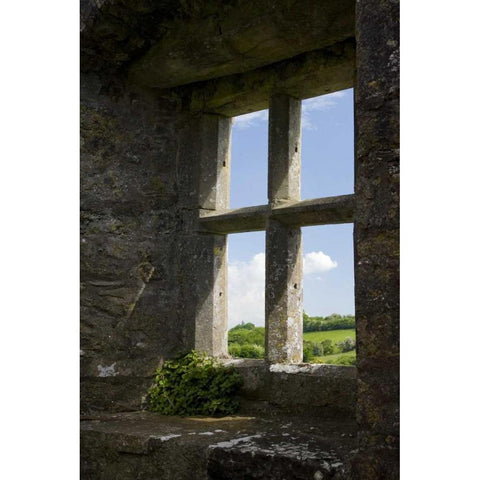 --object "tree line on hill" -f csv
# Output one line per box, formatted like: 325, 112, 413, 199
228, 313, 356, 362
302, 336, 355, 363
303, 312, 355, 332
